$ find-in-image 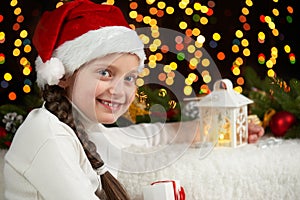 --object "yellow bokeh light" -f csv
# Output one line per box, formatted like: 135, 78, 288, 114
272, 29, 279, 36
166, 7, 174, 14
232, 67, 240, 75
284, 45, 291, 53
13, 48, 20, 56
146, 0, 156, 5
0, 32, 5, 40
185, 77, 193, 85
151, 30, 160, 38
136, 78, 144, 87
234, 86, 243, 94
157, 1, 166, 9
14, 7, 21, 15
212, 33, 221, 41
192, 28, 200, 36
56, 1, 64, 8
4, 73, 12, 81
203, 74, 212, 83
14, 39, 22, 47
153, 39, 161, 47
169, 62, 177, 70
129, 11, 138, 19
20, 57, 28, 65
185, 7, 193, 15
235, 30, 243, 38
20, 30, 28, 38
140, 34, 150, 44
245, 0, 253, 7
272, 8, 279, 16
200, 5, 209, 13
184, 85, 193, 96
149, 54, 157, 61
179, 21, 188, 29
149, 44, 158, 52
164, 65, 172, 73
241, 7, 249, 15
243, 48, 251, 56
187, 45, 196, 53
200, 17, 208, 25
267, 69, 275, 77
10, 0, 18, 7
268, 21, 275, 29
235, 57, 244, 66
23, 66, 31, 75
23, 85, 31, 93
143, 16, 152, 24
139, 68, 150, 77
241, 39, 249, 47
266, 60, 274, 68
194, 2, 201, 10
190, 57, 198, 66
106, 0, 114, 4
149, 19, 157, 26
258, 32, 265, 40
188, 73, 197, 80
148, 60, 157, 68
202, 58, 210, 67
264, 16, 272, 23
165, 77, 174, 85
